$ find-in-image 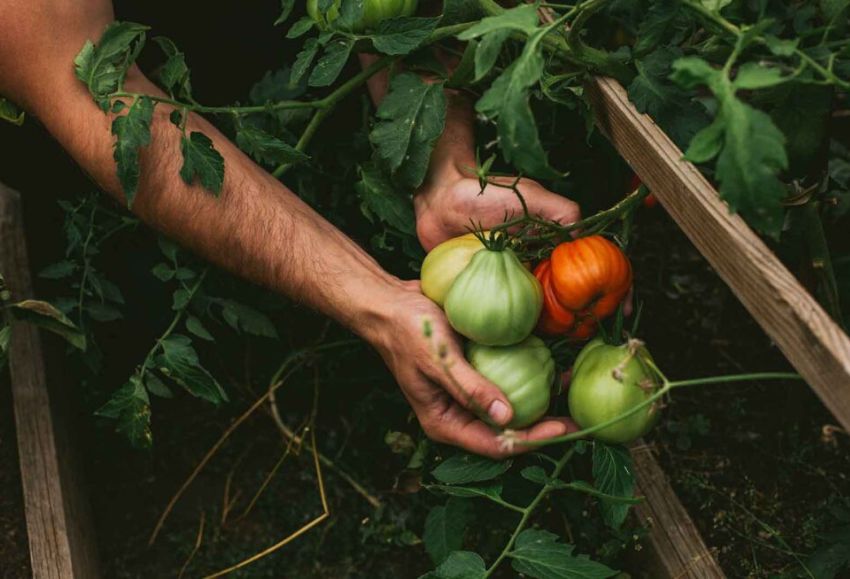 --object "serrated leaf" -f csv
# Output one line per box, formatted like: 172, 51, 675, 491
11, 300, 86, 350
96, 377, 152, 448
287, 16, 315, 38
592, 443, 635, 530
309, 38, 354, 87
370, 73, 447, 189
432, 453, 511, 485
180, 131, 224, 194
442, 0, 483, 25
426, 482, 504, 501
424, 499, 473, 565
112, 96, 154, 206
431, 551, 486, 579
509, 530, 618, 579
763, 35, 799, 57
634, 0, 681, 54
186, 315, 214, 341
219, 300, 278, 338
371, 17, 440, 56
157, 334, 227, 404
236, 126, 309, 166
521, 465, 549, 484
355, 164, 415, 233
153, 36, 192, 99
0, 98, 25, 126
74, 21, 149, 99
684, 115, 725, 163
291, 39, 321, 87
145, 372, 173, 398
733, 62, 786, 90
458, 4, 539, 40
39, 261, 77, 279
